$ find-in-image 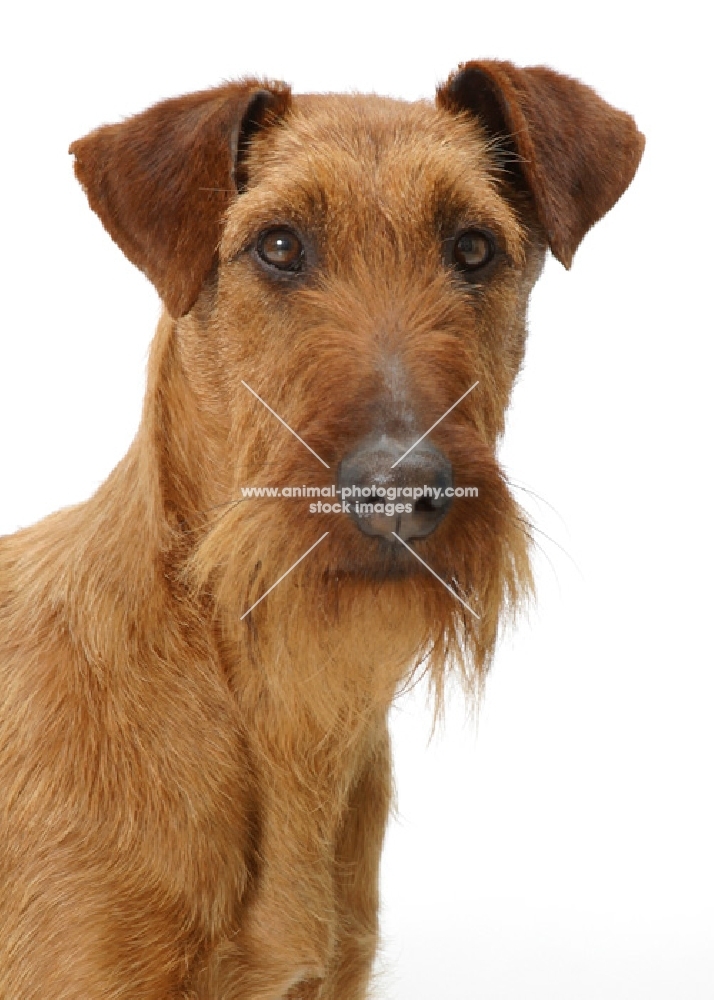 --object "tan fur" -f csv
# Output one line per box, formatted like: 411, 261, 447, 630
0, 63, 643, 999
